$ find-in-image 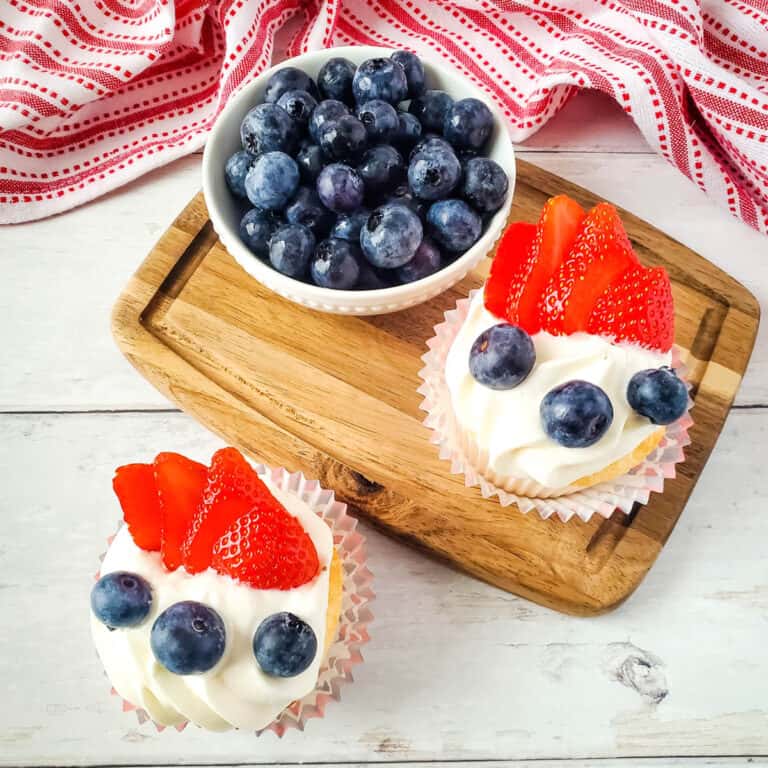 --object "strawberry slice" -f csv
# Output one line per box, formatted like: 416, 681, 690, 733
182, 447, 277, 574
153, 452, 207, 571
539, 203, 638, 335
211, 500, 319, 590
587, 264, 674, 351
484, 222, 536, 320
113, 464, 162, 551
